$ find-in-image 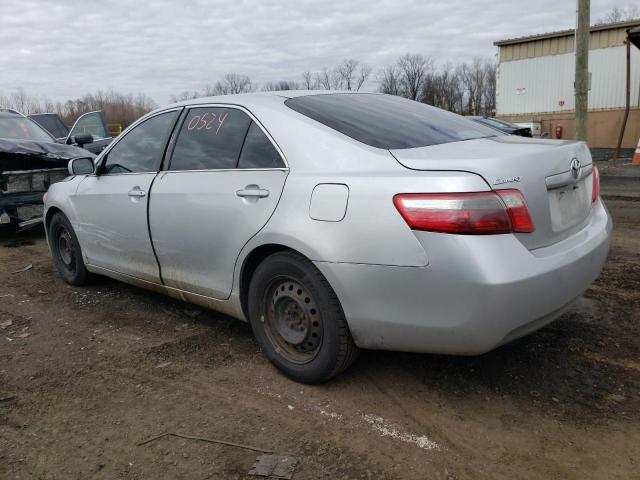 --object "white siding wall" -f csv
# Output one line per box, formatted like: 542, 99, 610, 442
496, 46, 640, 115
